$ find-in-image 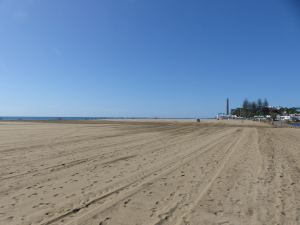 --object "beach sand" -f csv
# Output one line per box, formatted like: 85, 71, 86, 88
1, 119, 299, 224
